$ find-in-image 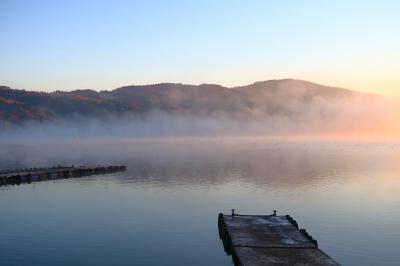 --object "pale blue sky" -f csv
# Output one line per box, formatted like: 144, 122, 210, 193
0, 0, 399, 95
